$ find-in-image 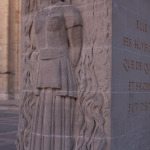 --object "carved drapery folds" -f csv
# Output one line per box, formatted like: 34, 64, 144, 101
17, 0, 107, 150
